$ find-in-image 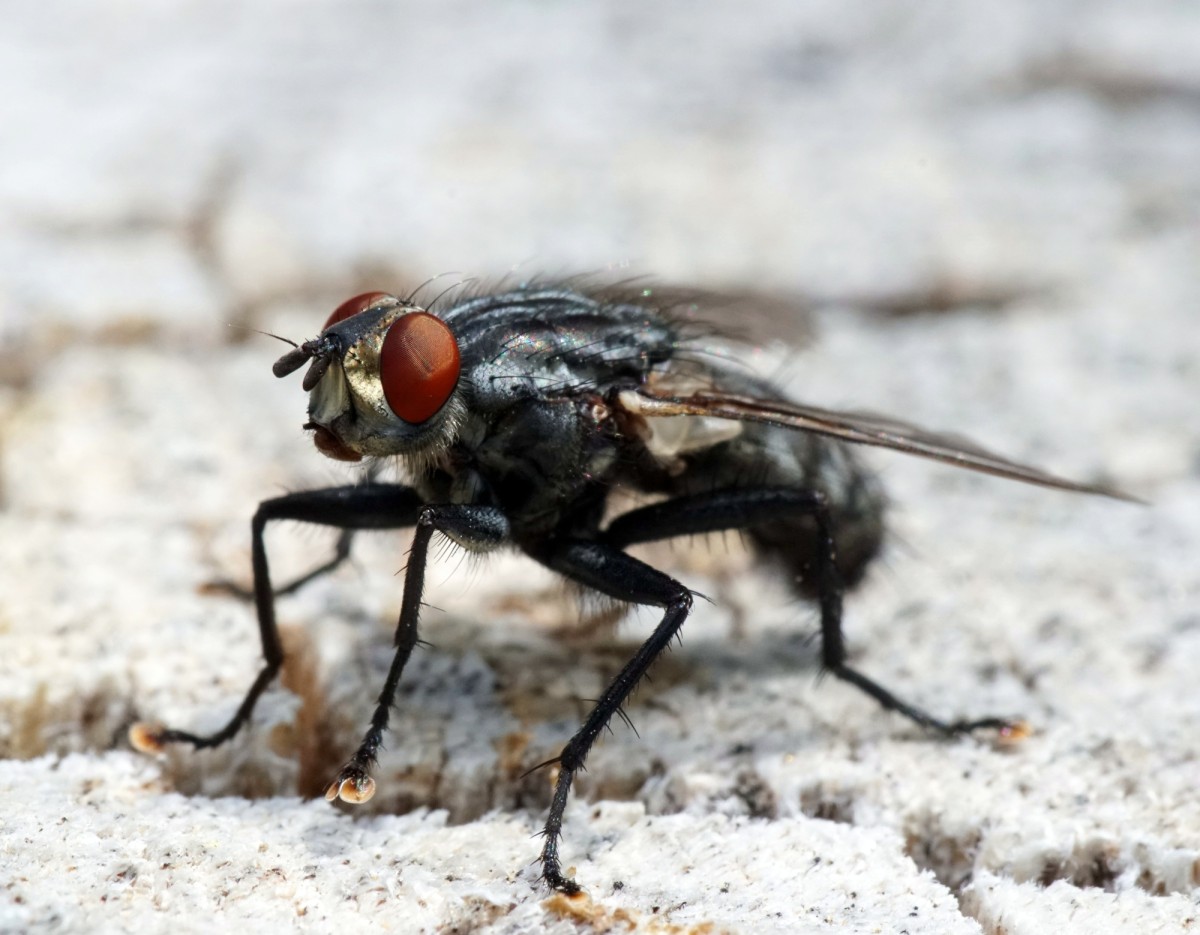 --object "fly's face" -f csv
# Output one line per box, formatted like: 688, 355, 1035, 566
272, 292, 464, 462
